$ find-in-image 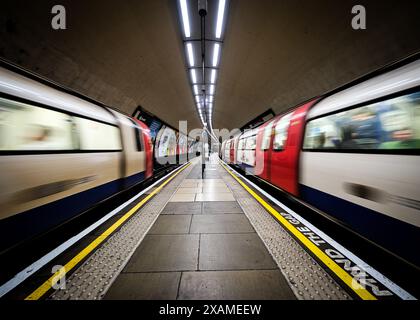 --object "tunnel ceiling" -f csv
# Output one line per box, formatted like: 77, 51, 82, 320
0, 0, 201, 129
1, 1, 420, 132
